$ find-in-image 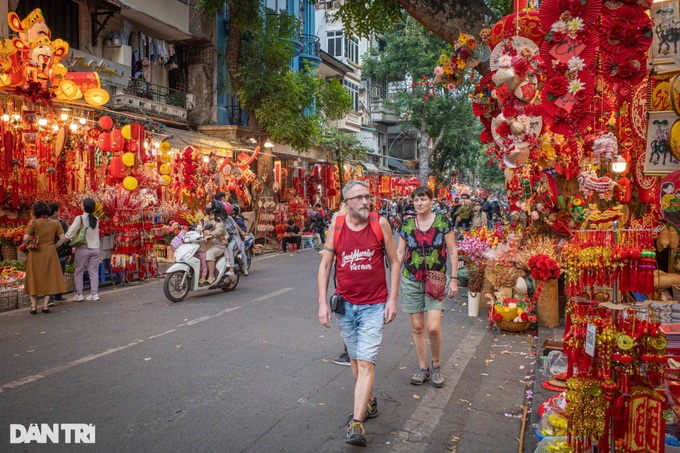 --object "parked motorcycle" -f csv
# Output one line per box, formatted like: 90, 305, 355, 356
163, 229, 246, 302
